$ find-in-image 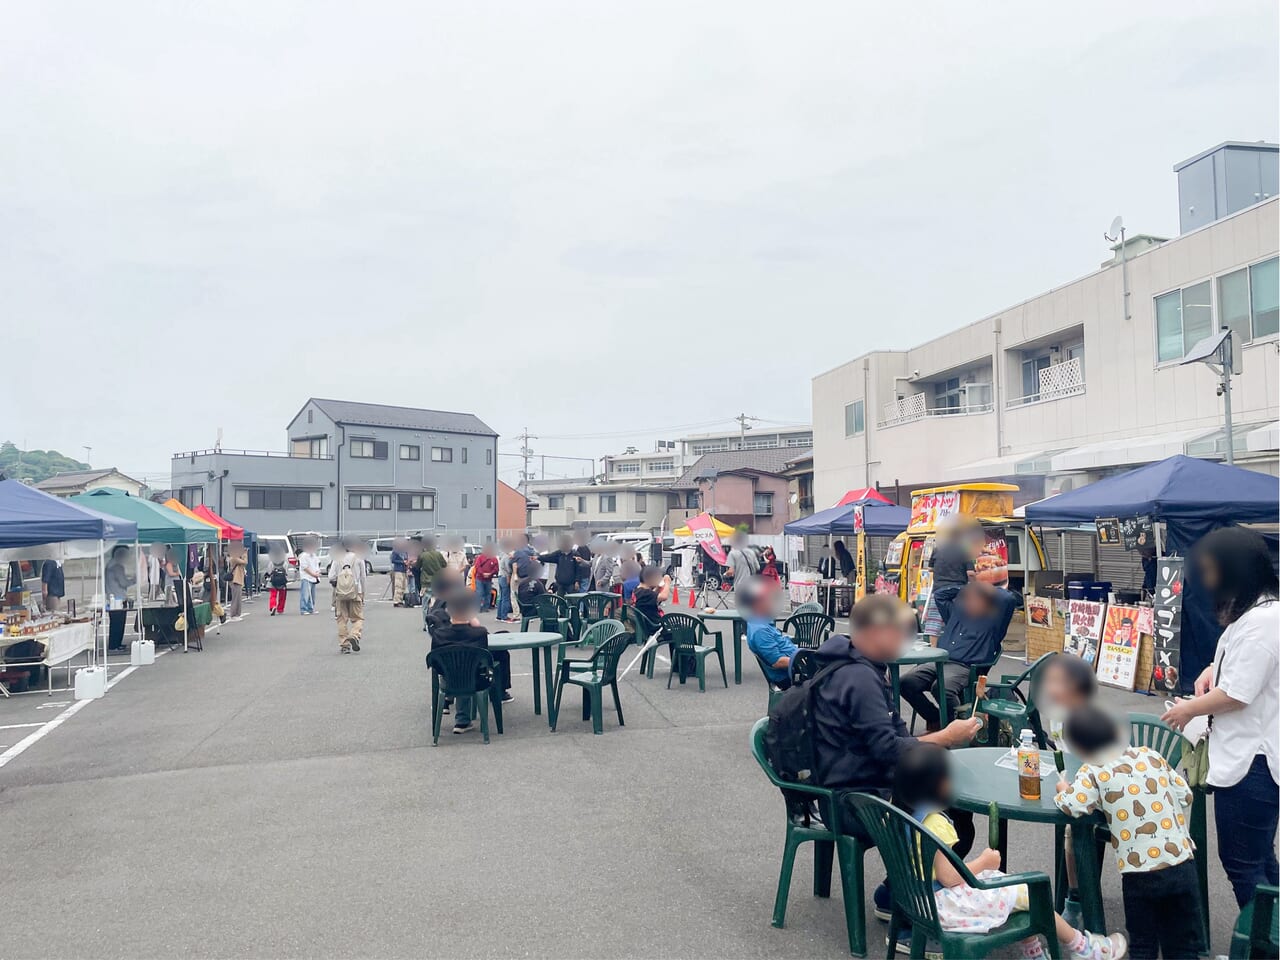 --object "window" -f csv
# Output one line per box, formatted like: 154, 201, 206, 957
307, 409, 313, 424
1020, 357, 1049, 401
613, 461, 640, 475
647, 459, 673, 472
1251, 258, 1279, 339
399, 444, 420, 461
743, 437, 780, 450
348, 493, 391, 510
935, 376, 964, 410
485, 494, 492, 509
1154, 279, 1213, 362
635, 492, 647, 511
291, 436, 329, 458
690, 441, 729, 455
577, 496, 587, 513
236, 487, 321, 509
844, 400, 865, 436
178, 486, 204, 507
485, 448, 493, 466
430, 446, 453, 462
784, 434, 813, 447
461, 493, 468, 509
1066, 342, 1086, 382
753, 492, 774, 516
685, 491, 700, 509
397, 493, 435, 511
461, 448, 468, 464
599, 494, 617, 513
349, 439, 385, 459
548, 495, 564, 509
